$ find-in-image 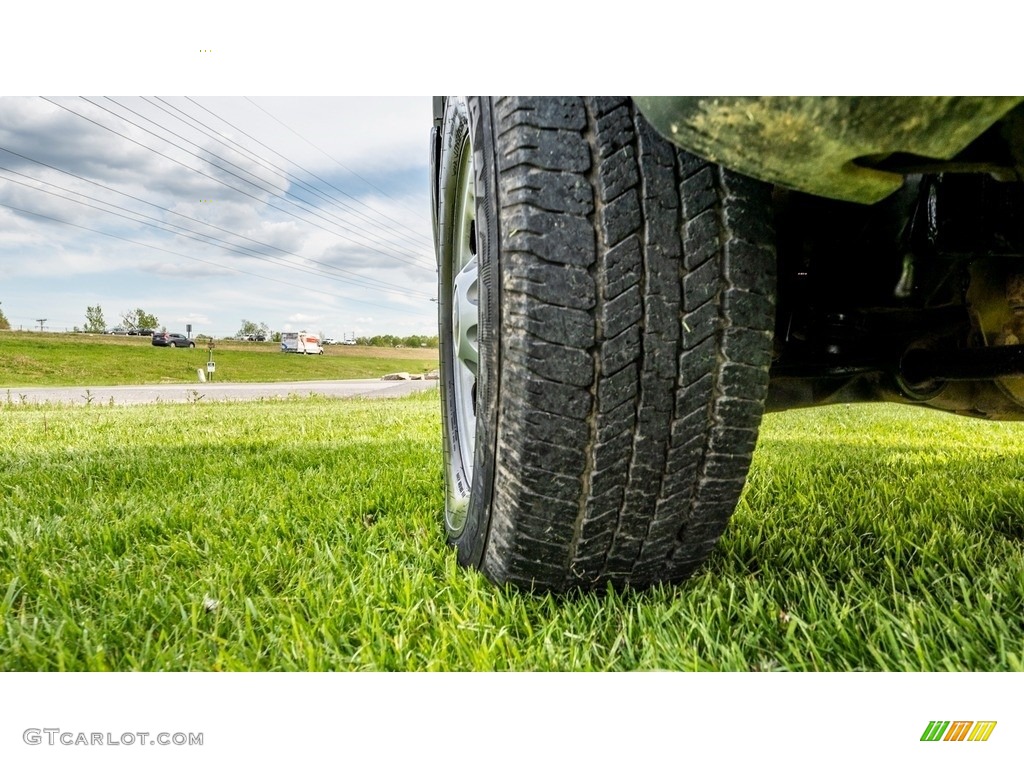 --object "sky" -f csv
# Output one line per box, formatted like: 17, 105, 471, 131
0, 96, 436, 340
